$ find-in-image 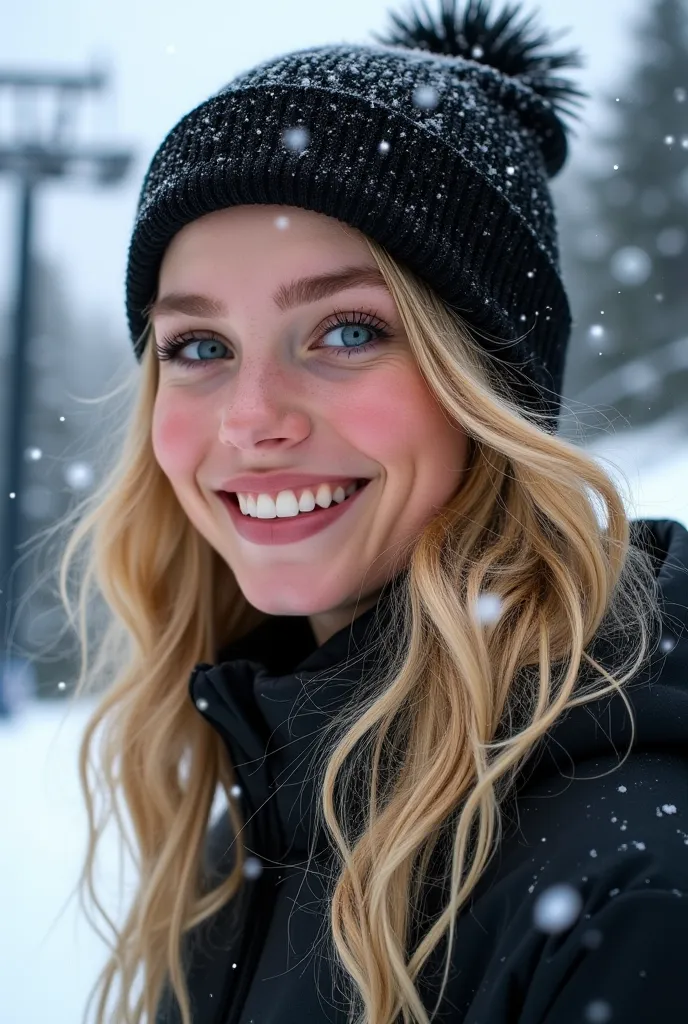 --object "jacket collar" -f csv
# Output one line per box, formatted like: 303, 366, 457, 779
189, 574, 403, 862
